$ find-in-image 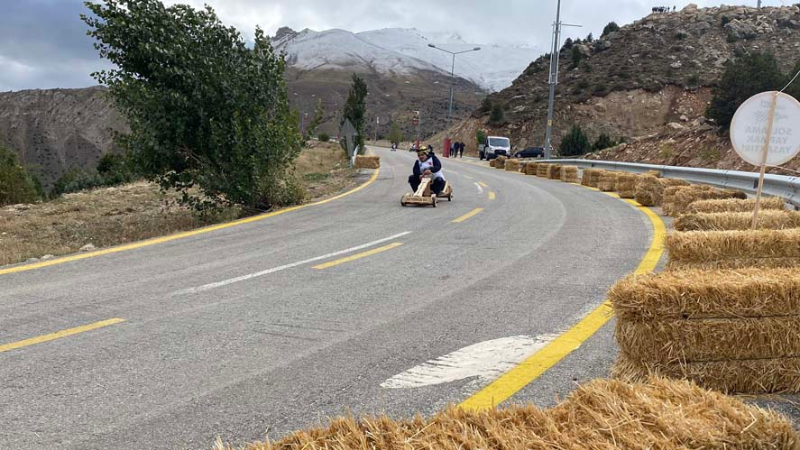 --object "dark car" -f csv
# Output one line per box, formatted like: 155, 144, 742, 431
514, 146, 545, 158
